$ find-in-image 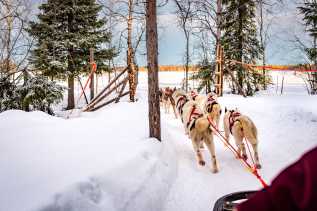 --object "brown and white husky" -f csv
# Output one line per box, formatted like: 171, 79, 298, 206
160, 87, 178, 118
188, 90, 206, 108
223, 109, 261, 169
173, 90, 219, 173
203, 93, 221, 129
